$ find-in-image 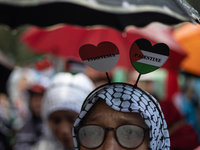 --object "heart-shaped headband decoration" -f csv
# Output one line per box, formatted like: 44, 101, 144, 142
79, 39, 170, 86
130, 38, 170, 86
79, 41, 119, 83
